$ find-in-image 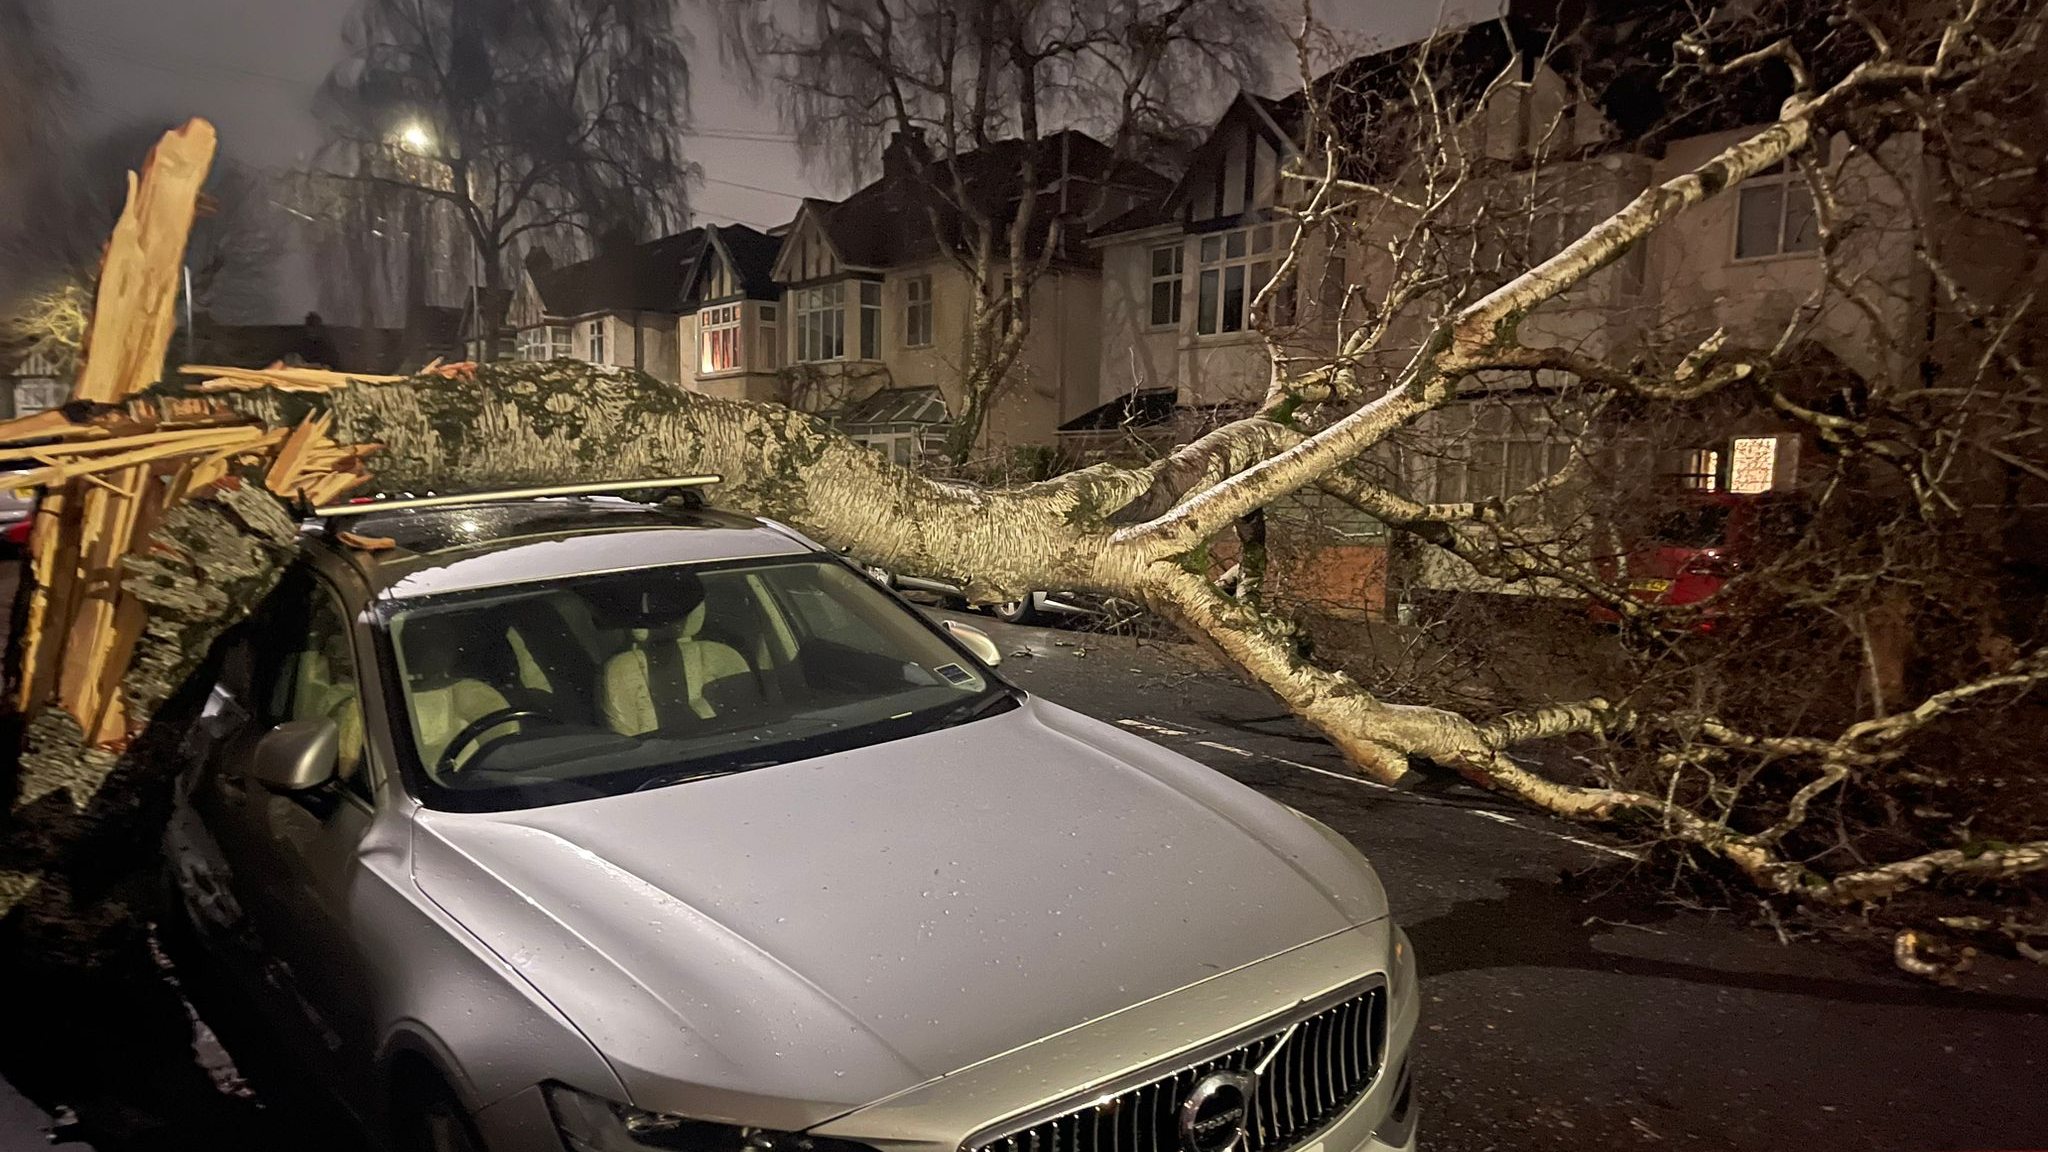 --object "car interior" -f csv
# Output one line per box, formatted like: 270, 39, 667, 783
386, 560, 988, 782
